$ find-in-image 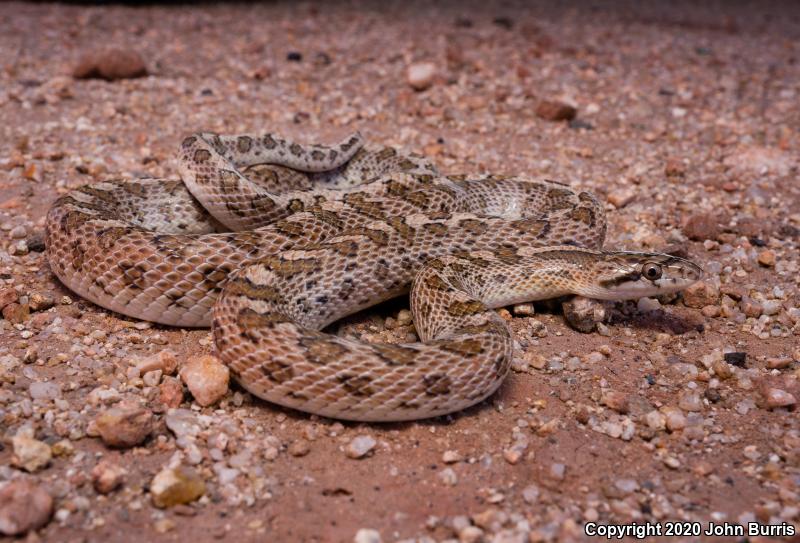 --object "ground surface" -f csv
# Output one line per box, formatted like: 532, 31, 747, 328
0, 1, 799, 542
